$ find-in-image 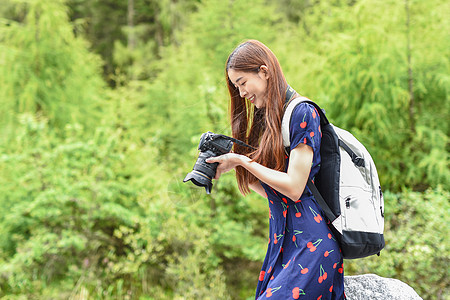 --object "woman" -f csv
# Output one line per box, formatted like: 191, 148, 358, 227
206, 40, 345, 299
